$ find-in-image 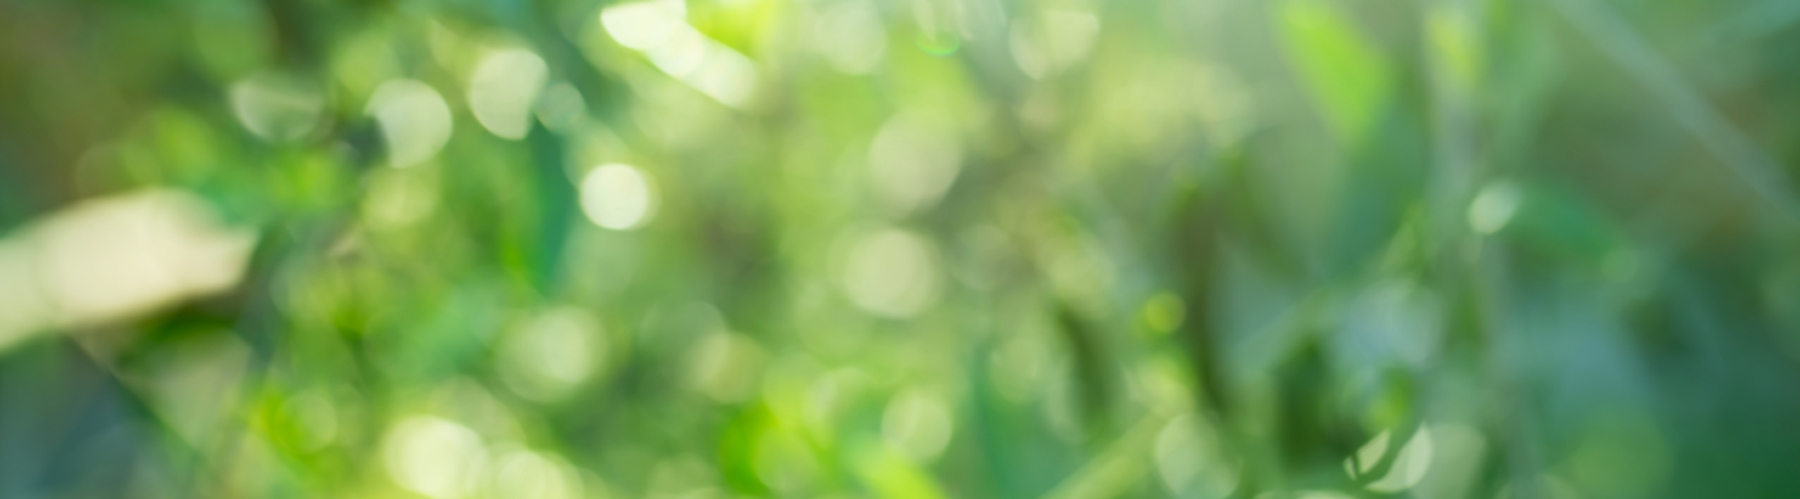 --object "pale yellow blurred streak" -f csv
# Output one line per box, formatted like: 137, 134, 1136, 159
601, 0, 759, 108
0, 189, 257, 352
468, 48, 550, 139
